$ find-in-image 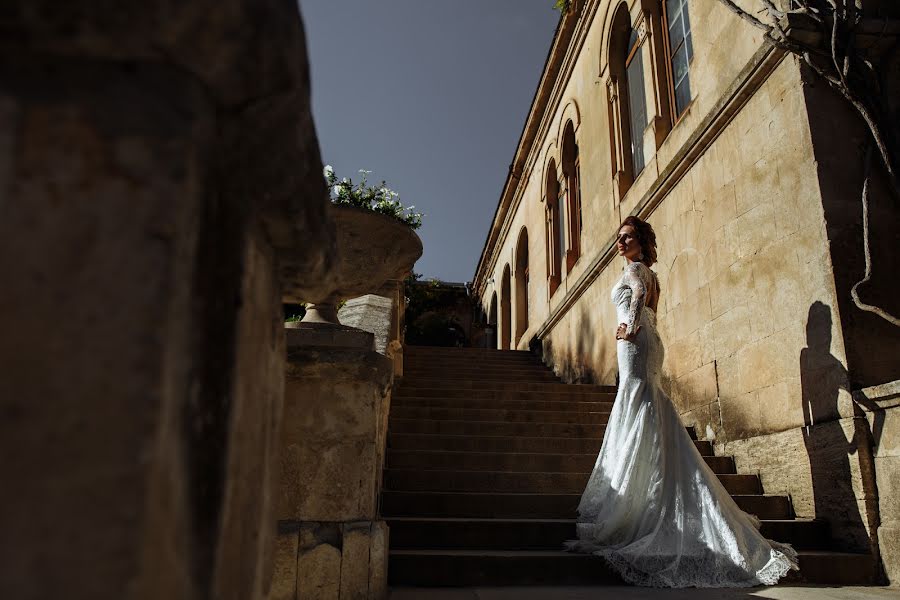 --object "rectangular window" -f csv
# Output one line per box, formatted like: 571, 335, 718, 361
557, 183, 566, 260
626, 49, 647, 175
575, 156, 582, 237
666, 0, 693, 117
